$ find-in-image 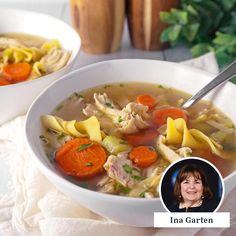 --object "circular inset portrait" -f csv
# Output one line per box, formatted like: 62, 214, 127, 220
159, 157, 224, 212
